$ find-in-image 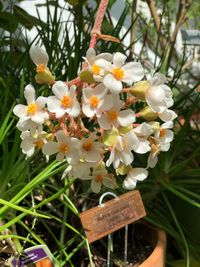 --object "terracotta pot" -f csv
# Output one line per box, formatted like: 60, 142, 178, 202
138, 229, 167, 267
